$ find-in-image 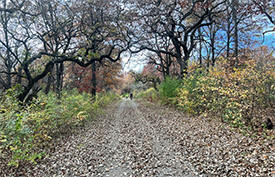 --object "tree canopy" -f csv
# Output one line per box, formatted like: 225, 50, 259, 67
0, 0, 274, 101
